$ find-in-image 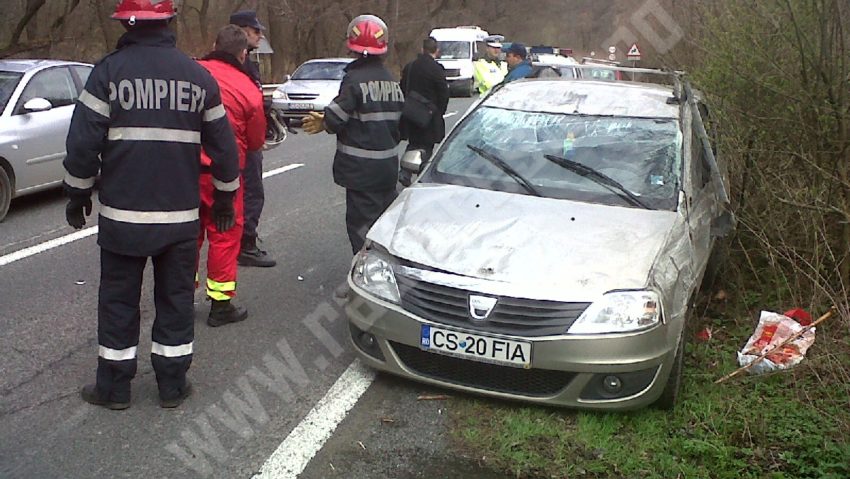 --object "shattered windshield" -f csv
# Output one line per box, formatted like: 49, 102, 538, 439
437, 41, 471, 60
423, 106, 682, 209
